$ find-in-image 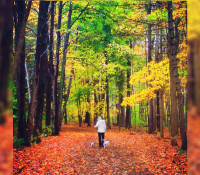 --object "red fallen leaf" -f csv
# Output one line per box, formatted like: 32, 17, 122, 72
13, 124, 187, 174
